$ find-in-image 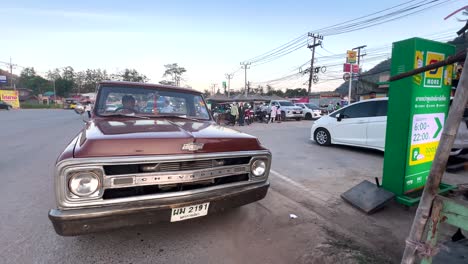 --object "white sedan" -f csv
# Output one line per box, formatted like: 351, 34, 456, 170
311, 97, 468, 155
295, 103, 322, 120
311, 98, 387, 151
